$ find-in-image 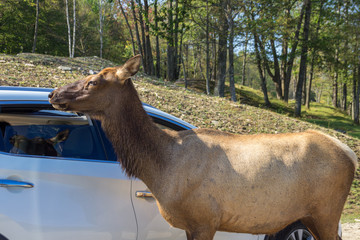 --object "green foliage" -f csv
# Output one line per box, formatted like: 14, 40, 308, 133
1, 0, 37, 53
0, 0, 67, 55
